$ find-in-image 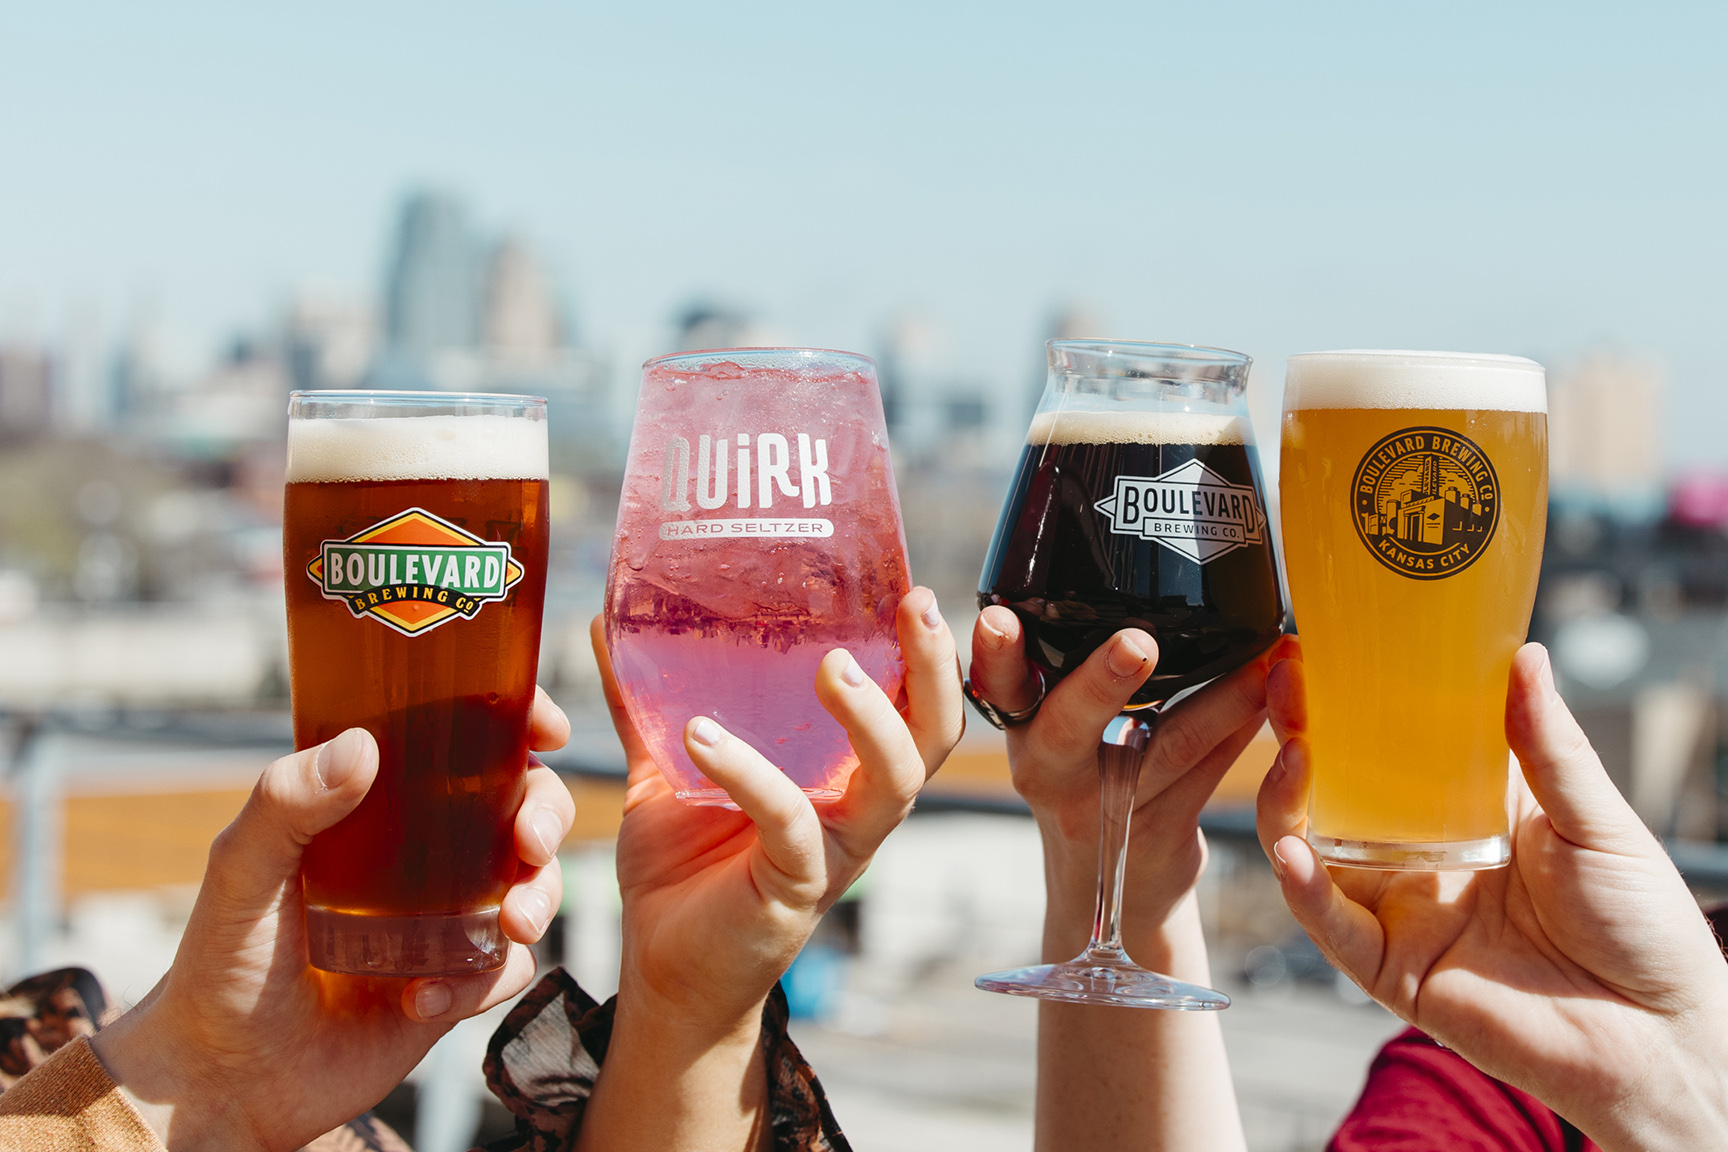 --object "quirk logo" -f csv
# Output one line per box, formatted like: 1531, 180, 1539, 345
659, 433, 833, 512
